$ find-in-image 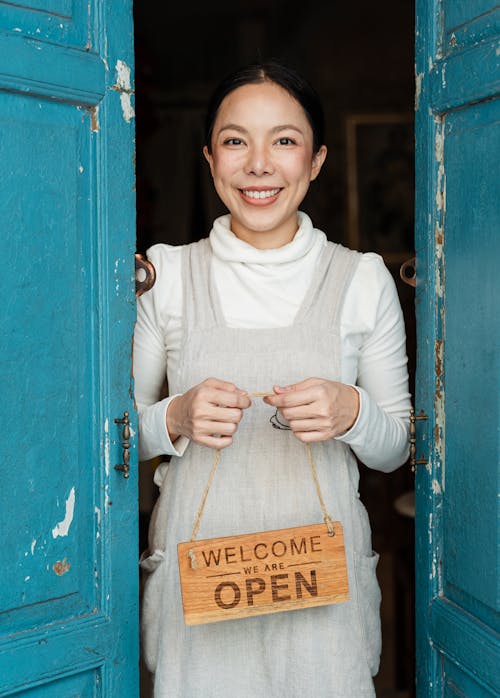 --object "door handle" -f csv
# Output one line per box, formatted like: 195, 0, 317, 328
135, 253, 156, 297
400, 256, 416, 287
